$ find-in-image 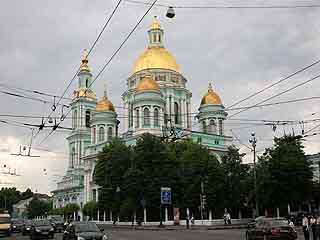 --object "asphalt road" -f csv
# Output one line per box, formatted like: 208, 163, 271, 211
2, 229, 304, 240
